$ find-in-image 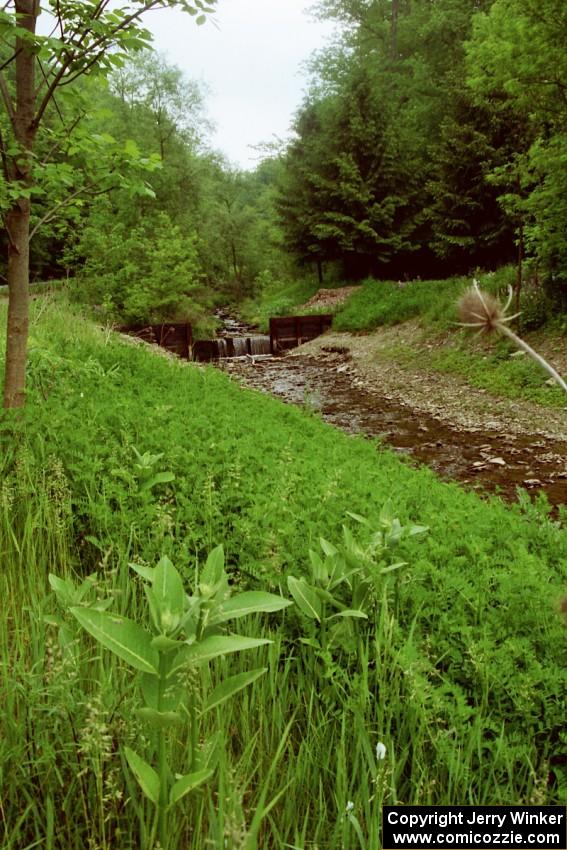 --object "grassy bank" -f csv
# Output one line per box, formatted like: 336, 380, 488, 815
332, 268, 526, 333
1, 296, 567, 848
332, 269, 567, 408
